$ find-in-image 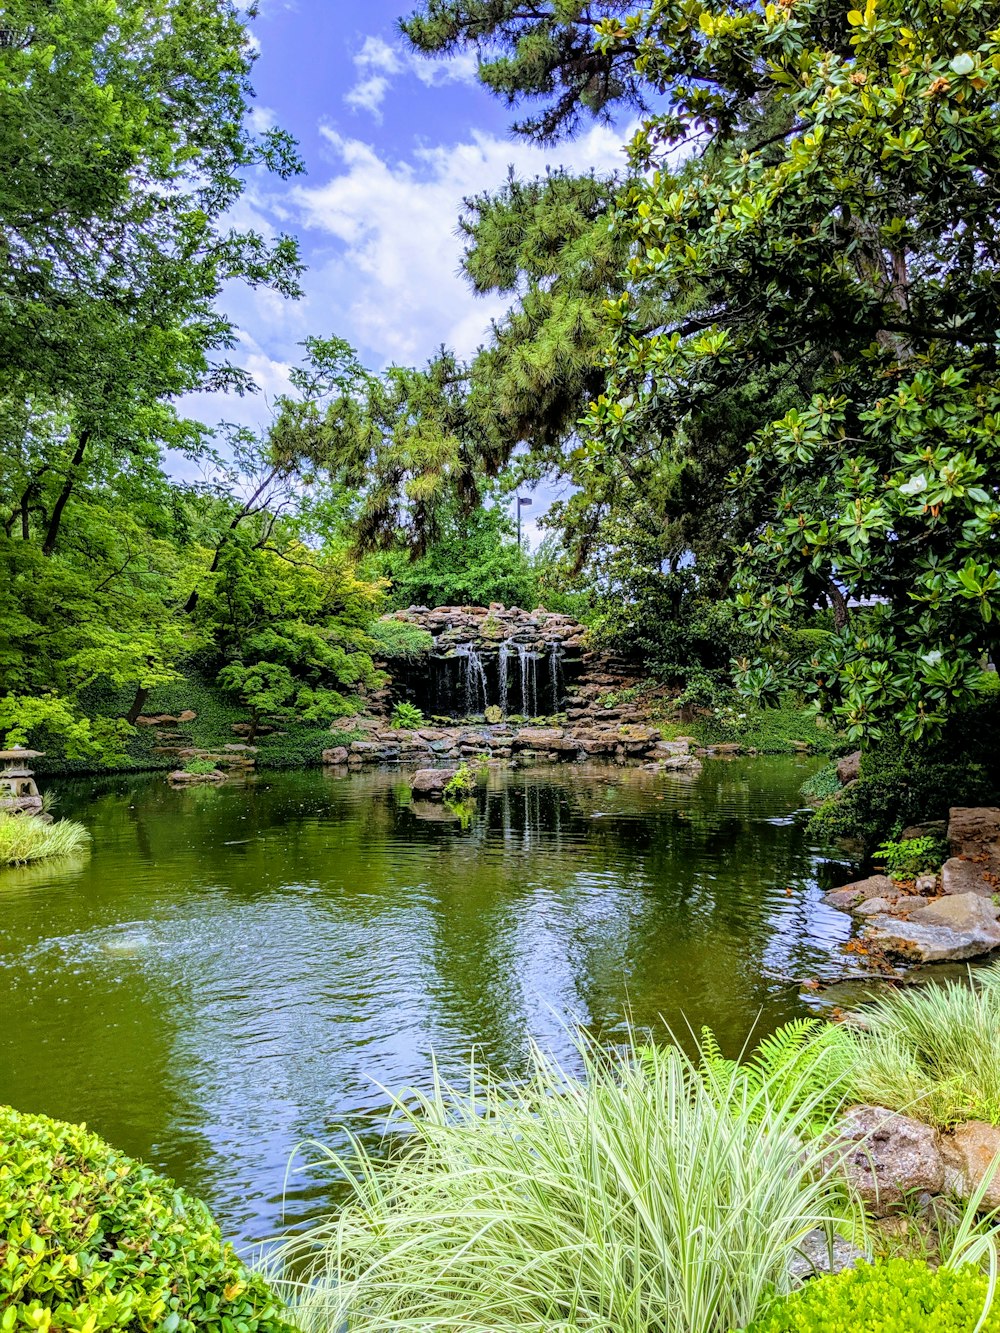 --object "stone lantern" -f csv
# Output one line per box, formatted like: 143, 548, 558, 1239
0, 746, 45, 815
